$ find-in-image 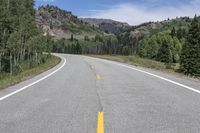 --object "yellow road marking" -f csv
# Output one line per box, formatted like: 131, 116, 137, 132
96, 74, 101, 80
97, 112, 104, 133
